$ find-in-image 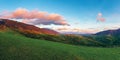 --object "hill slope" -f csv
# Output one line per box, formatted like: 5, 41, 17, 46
0, 19, 58, 35
0, 30, 120, 60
